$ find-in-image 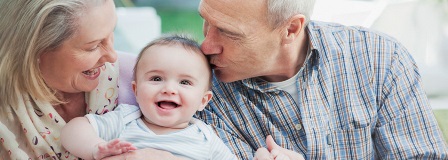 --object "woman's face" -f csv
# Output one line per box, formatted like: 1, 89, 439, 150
39, 0, 117, 93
